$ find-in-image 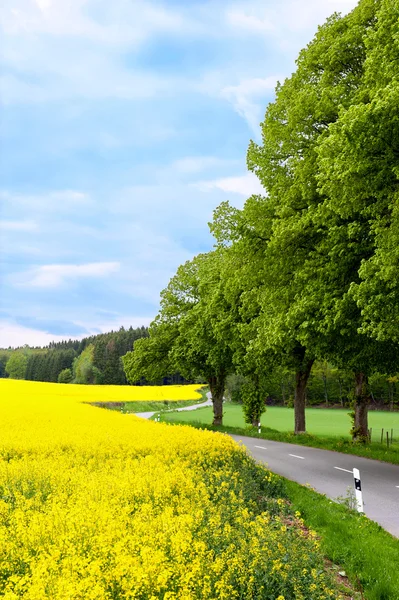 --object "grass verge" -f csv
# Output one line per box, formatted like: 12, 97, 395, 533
92, 397, 207, 413
281, 477, 399, 600
160, 412, 399, 465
